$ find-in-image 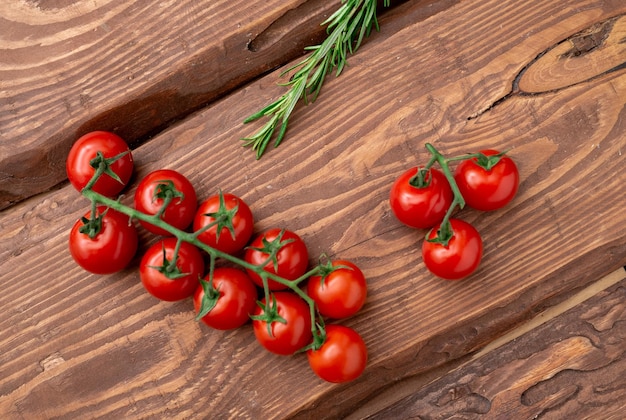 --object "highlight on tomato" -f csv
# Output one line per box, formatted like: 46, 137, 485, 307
307, 325, 367, 383
193, 192, 254, 255
244, 228, 309, 291
389, 166, 453, 229
69, 206, 138, 275
306, 260, 367, 319
139, 238, 205, 301
422, 218, 483, 280
66, 131, 134, 196
193, 267, 258, 330
134, 169, 198, 236
252, 292, 312, 356
454, 149, 519, 211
